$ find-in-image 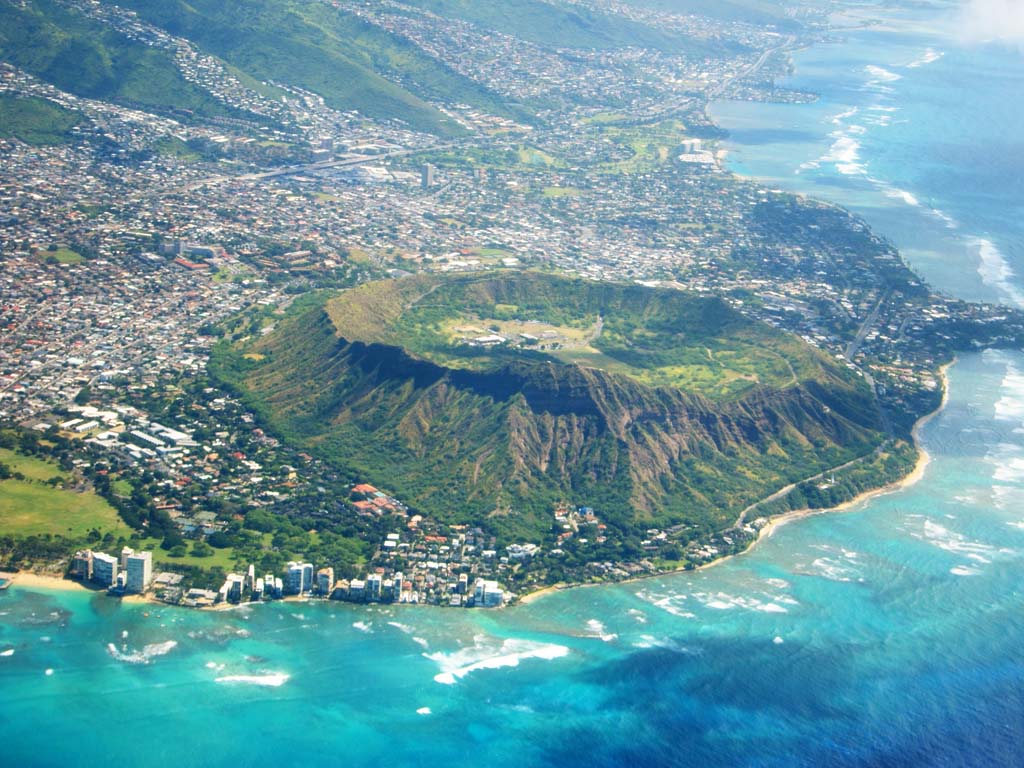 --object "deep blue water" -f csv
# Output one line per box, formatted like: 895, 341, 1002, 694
4, 3, 1024, 766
